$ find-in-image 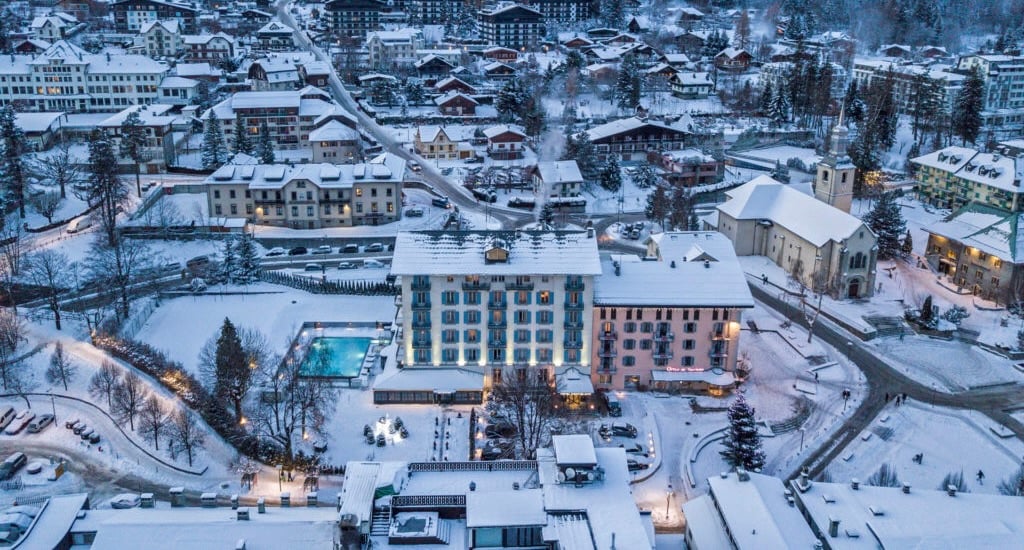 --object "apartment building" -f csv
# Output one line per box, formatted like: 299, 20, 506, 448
592, 233, 753, 393
851, 59, 965, 114
204, 153, 405, 229
911, 145, 1024, 211
203, 86, 358, 152
136, 20, 181, 58
390, 230, 601, 386
957, 54, 1024, 135
255, 21, 297, 52
111, 0, 198, 34
586, 116, 694, 162
366, 29, 424, 70
524, 0, 593, 25
655, 149, 723, 187
0, 41, 167, 113
99, 104, 177, 171
478, 4, 545, 50
324, 0, 387, 41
